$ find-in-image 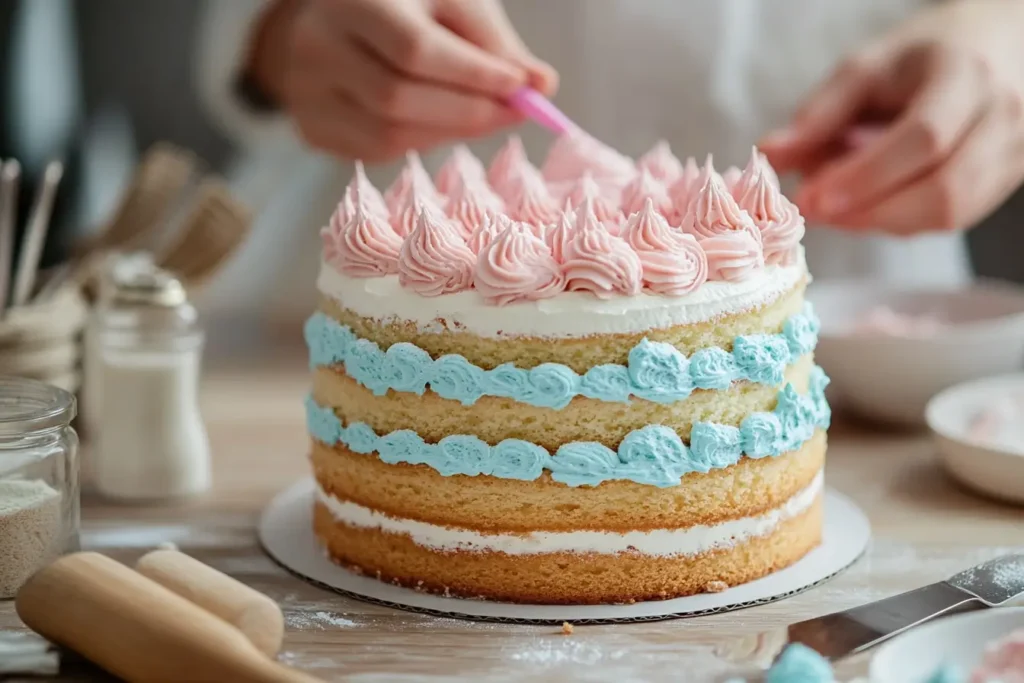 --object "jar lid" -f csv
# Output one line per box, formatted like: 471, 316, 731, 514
112, 268, 188, 308
0, 377, 76, 437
